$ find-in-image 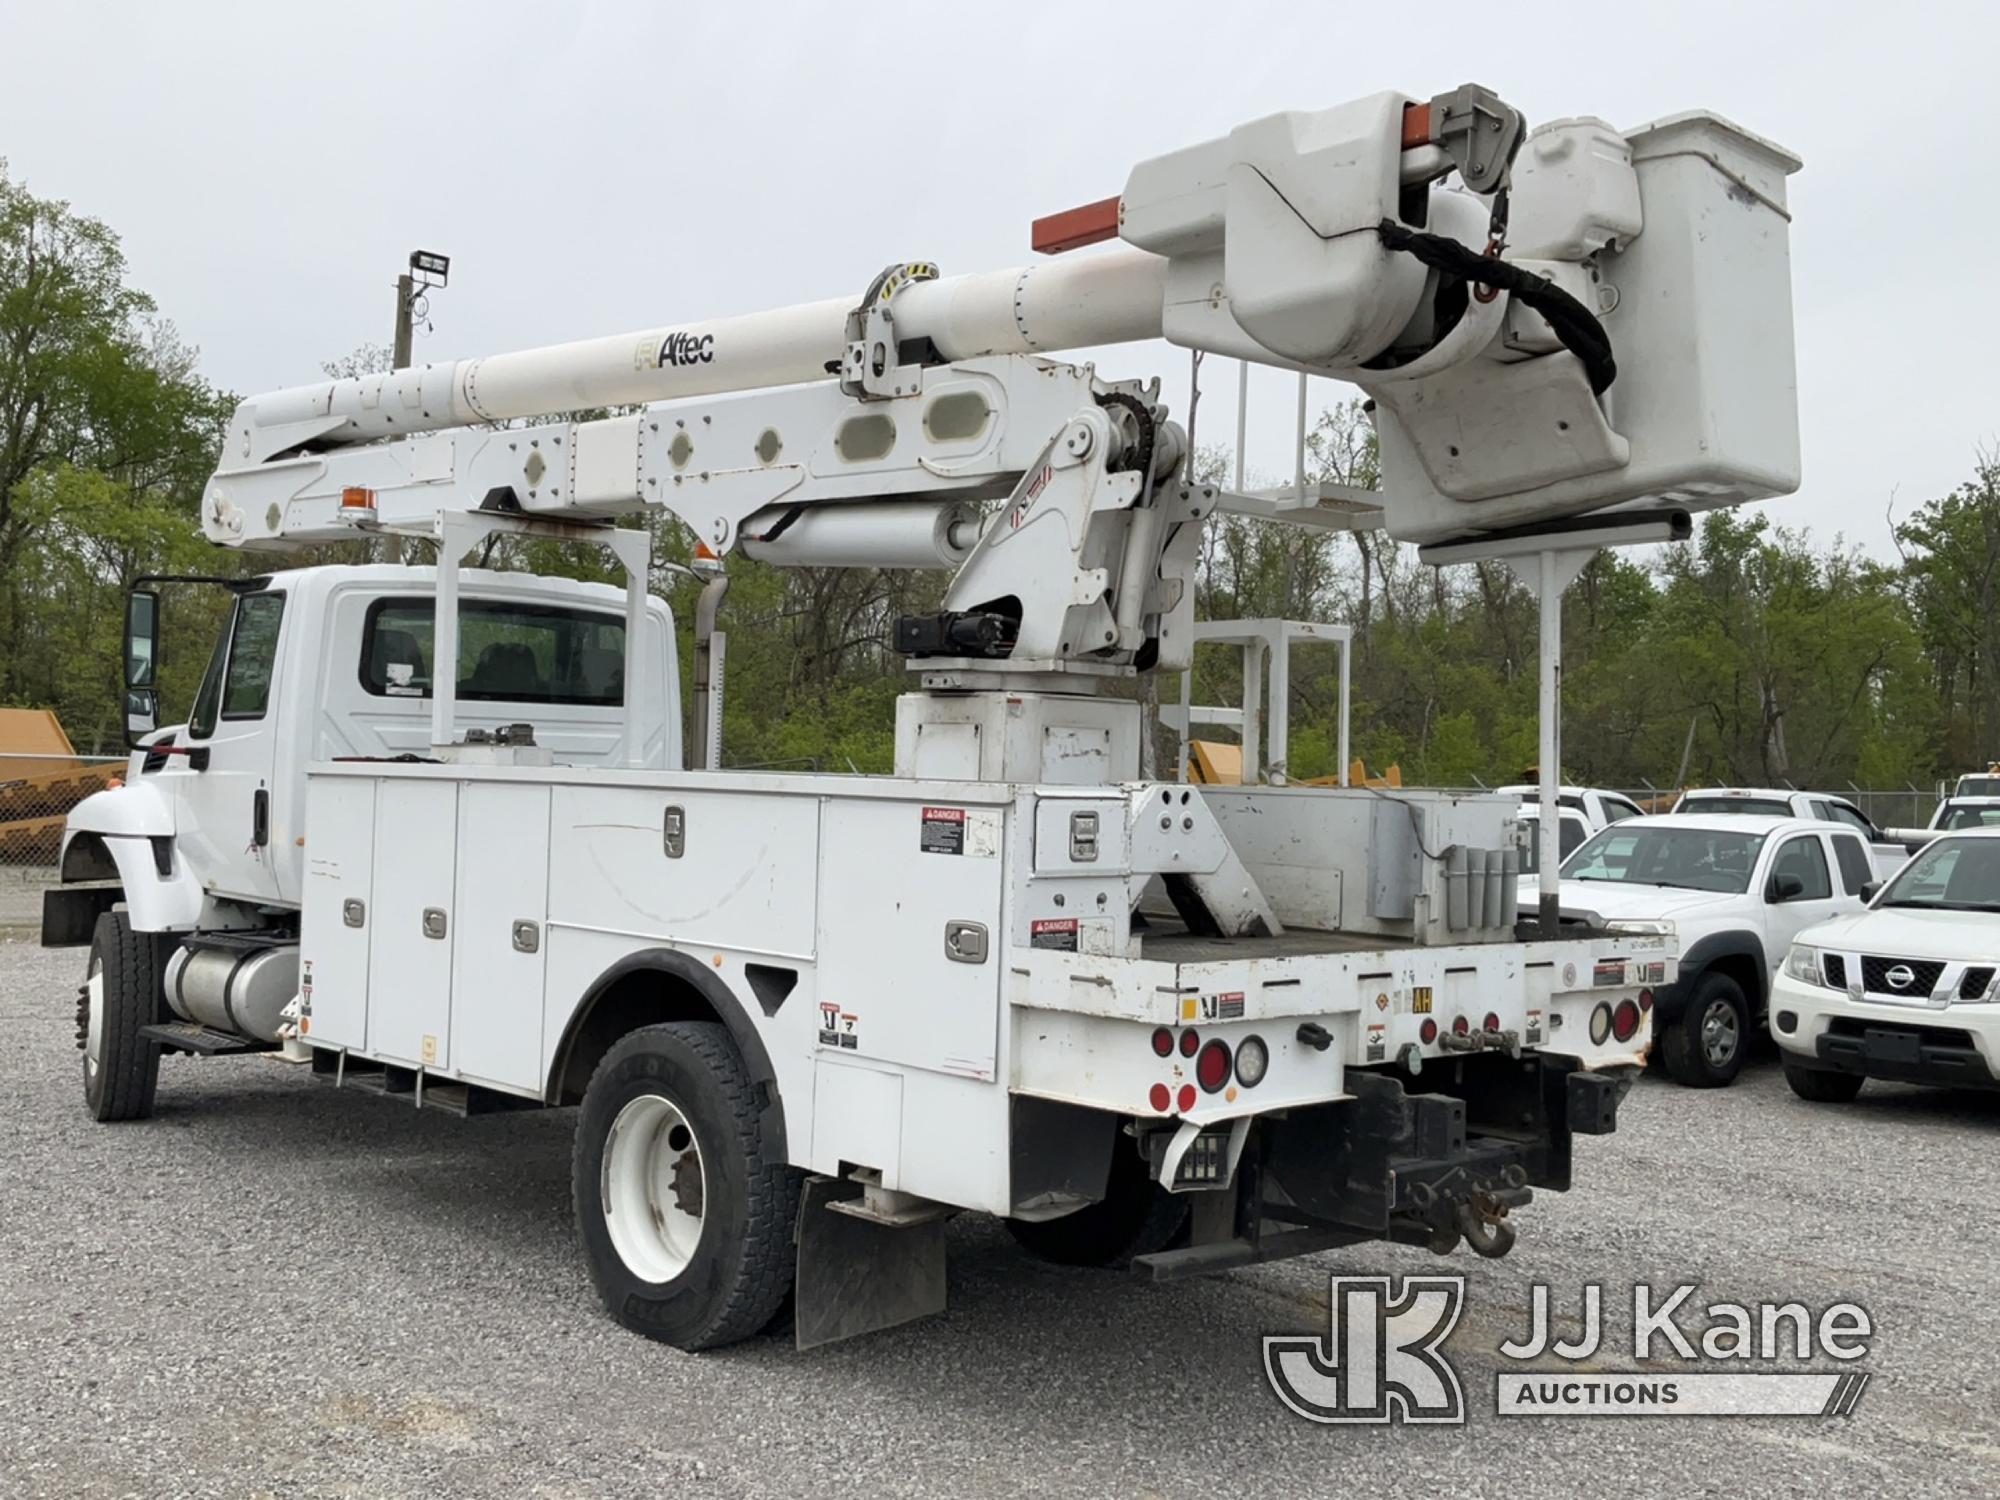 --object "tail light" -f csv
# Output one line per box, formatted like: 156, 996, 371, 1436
1179, 1028, 1201, 1058
1420, 1018, 1438, 1044
1196, 1039, 1232, 1093
1151, 1027, 1174, 1057
1638, 988, 1654, 1012
1148, 1082, 1171, 1112
1176, 1083, 1197, 1113
1611, 998, 1641, 1042
1483, 1012, 1501, 1032
1451, 1015, 1470, 1036
1589, 1002, 1613, 1045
